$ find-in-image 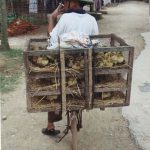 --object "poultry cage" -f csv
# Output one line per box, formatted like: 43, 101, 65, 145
90, 34, 134, 110
23, 34, 134, 112
24, 38, 90, 112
